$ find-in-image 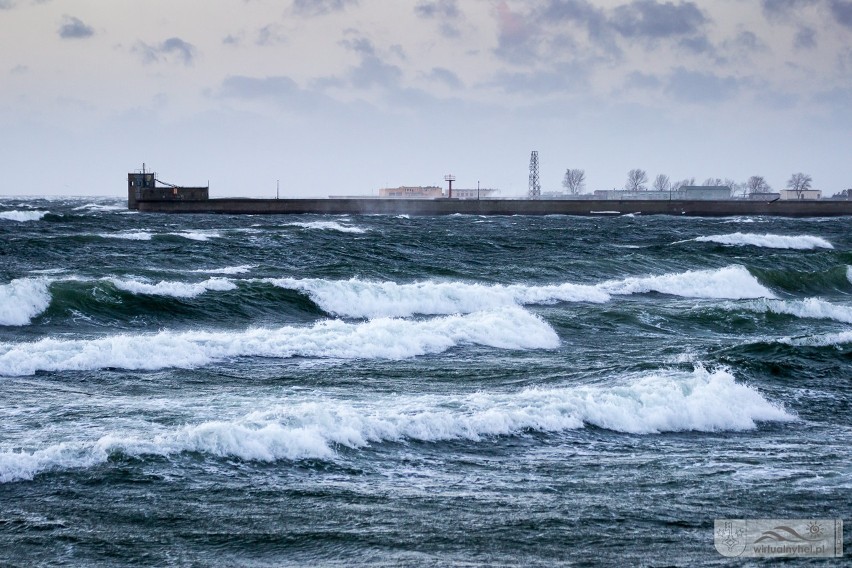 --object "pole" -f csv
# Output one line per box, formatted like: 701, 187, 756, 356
277, 180, 280, 199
